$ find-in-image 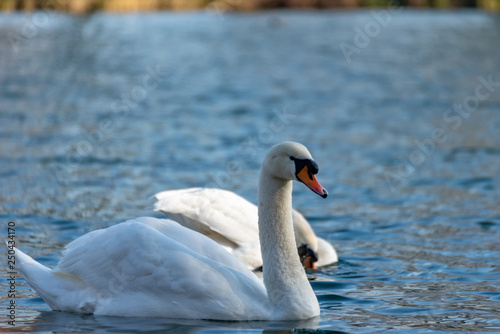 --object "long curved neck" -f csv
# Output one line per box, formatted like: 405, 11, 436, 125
258, 169, 319, 319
